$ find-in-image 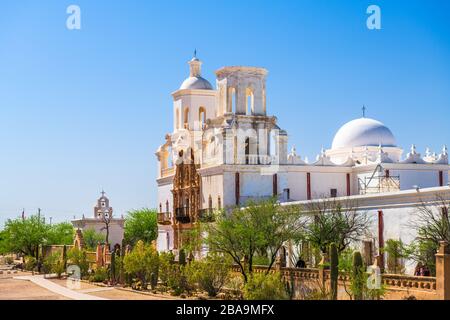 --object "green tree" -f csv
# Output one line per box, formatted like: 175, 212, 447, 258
205, 199, 303, 283
404, 195, 450, 276
124, 209, 158, 245
82, 228, 105, 251
47, 222, 74, 245
0, 215, 49, 258
301, 198, 371, 254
